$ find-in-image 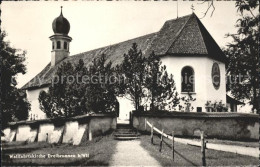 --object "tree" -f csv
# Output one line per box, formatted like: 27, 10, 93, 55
39, 54, 118, 118
225, 0, 259, 113
39, 61, 79, 118
85, 54, 118, 113
119, 44, 180, 111
1, 31, 31, 126
145, 51, 180, 111
119, 43, 147, 111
